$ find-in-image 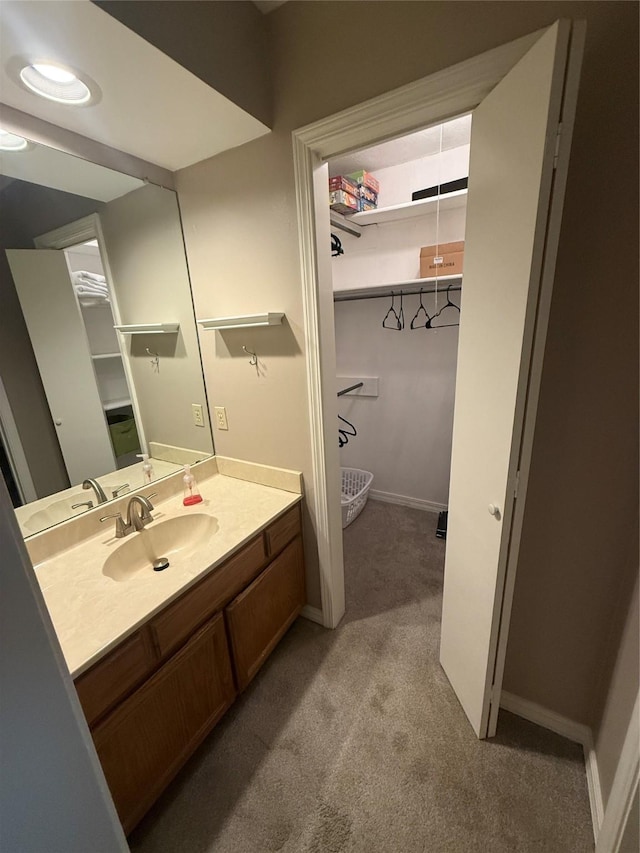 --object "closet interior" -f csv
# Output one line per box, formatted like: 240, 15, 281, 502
64, 240, 142, 469
329, 114, 471, 527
